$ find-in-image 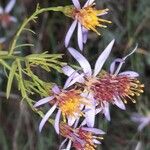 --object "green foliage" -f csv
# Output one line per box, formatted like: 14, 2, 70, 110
0, 4, 67, 128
